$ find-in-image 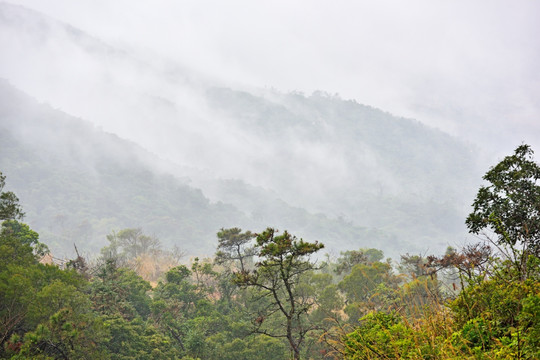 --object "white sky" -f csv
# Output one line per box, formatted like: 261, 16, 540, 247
5, 0, 540, 155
